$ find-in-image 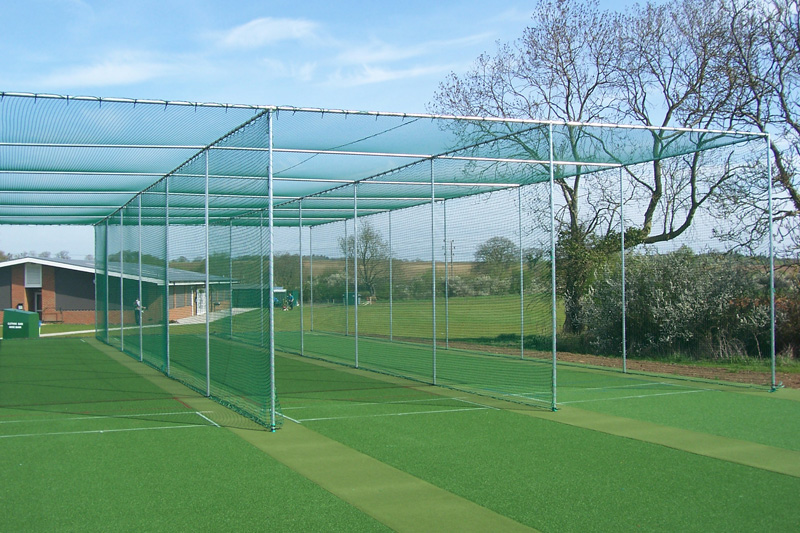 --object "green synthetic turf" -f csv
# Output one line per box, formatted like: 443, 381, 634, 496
275, 354, 800, 532
560, 384, 800, 451
6, 337, 798, 532
308, 408, 799, 532
0, 338, 388, 532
